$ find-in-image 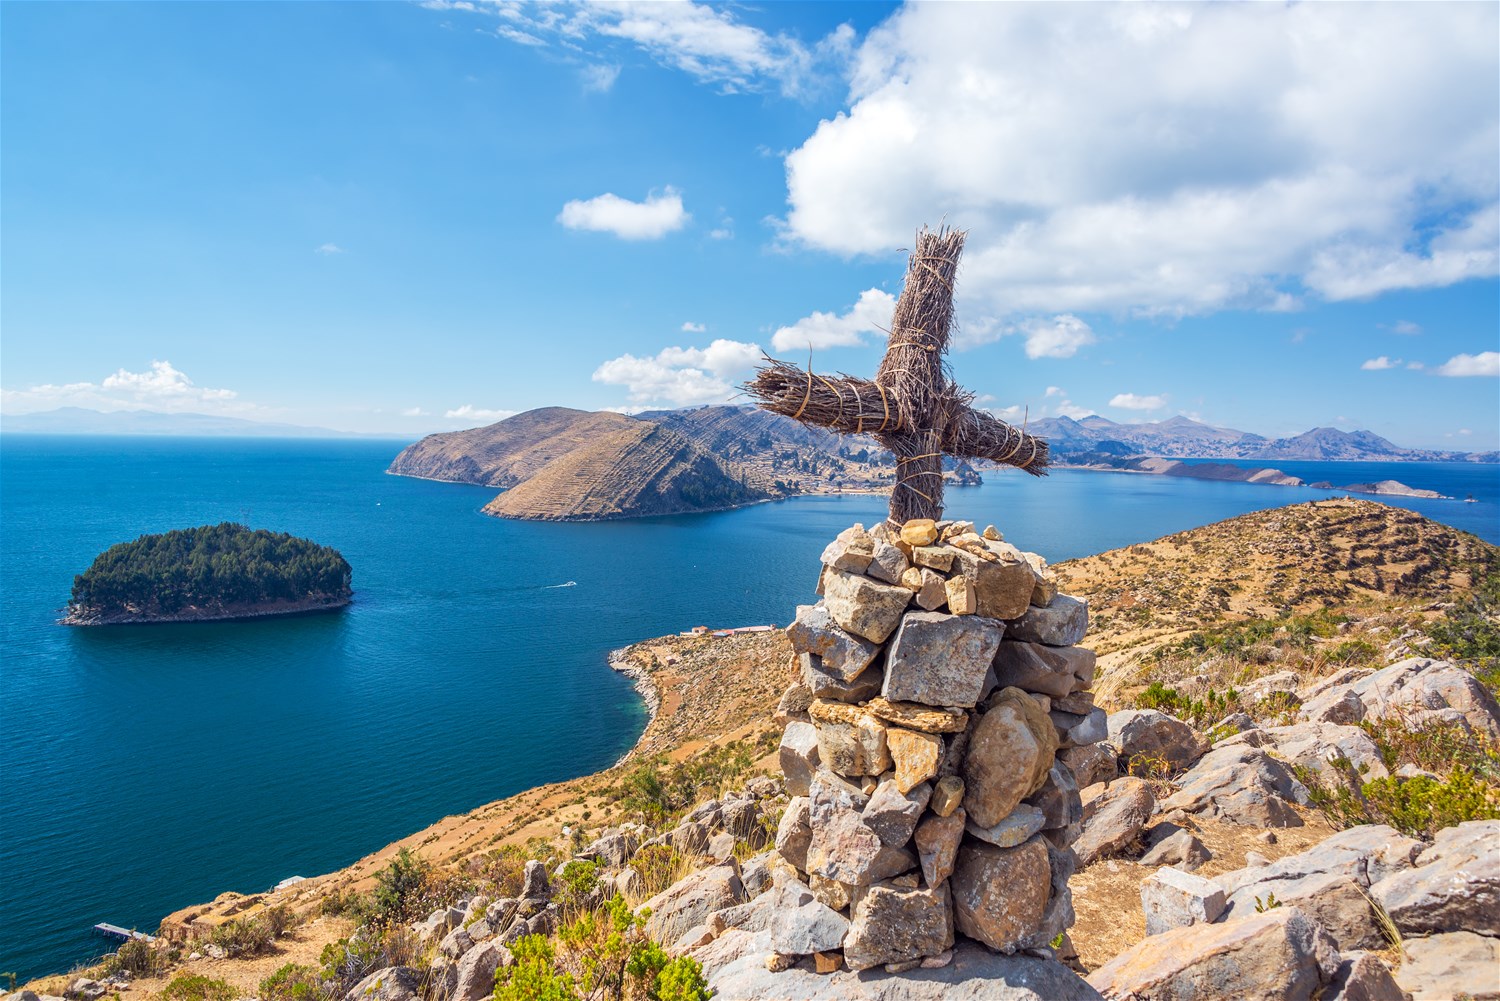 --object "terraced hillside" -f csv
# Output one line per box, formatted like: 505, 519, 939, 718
386, 408, 633, 487
481, 421, 767, 521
